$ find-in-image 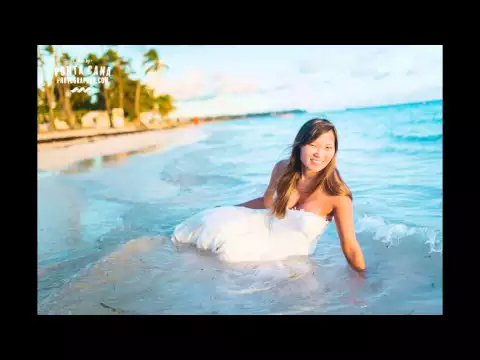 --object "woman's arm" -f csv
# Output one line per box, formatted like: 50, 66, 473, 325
235, 196, 266, 209
333, 196, 366, 272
